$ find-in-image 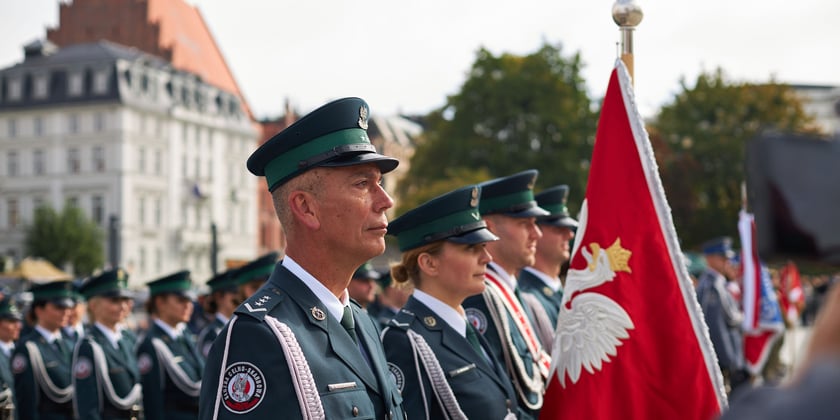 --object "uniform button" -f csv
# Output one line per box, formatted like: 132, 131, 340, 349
506, 399, 512, 408
352, 406, 359, 417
